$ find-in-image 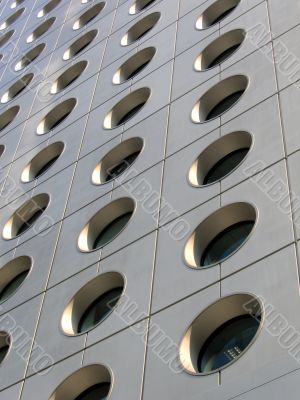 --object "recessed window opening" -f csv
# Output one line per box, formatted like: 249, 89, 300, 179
179, 294, 262, 374
129, 0, 157, 15
78, 197, 135, 252
49, 365, 111, 400
0, 106, 19, 132
1, 73, 34, 103
50, 61, 87, 94
37, 0, 62, 18
0, 334, 10, 365
27, 17, 56, 43
196, 0, 241, 30
191, 75, 248, 123
113, 47, 156, 84
11, 0, 25, 9
0, 8, 25, 30
21, 142, 64, 182
0, 256, 31, 303
184, 202, 256, 268
121, 12, 160, 46
104, 88, 150, 129
0, 30, 14, 48
14, 43, 45, 71
2, 193, 50, 239
194, 29, 245, 71
189, 131, 252, 187
63, 30, 97, 60
73, 2, 105, 30
36, 98, 76, 134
